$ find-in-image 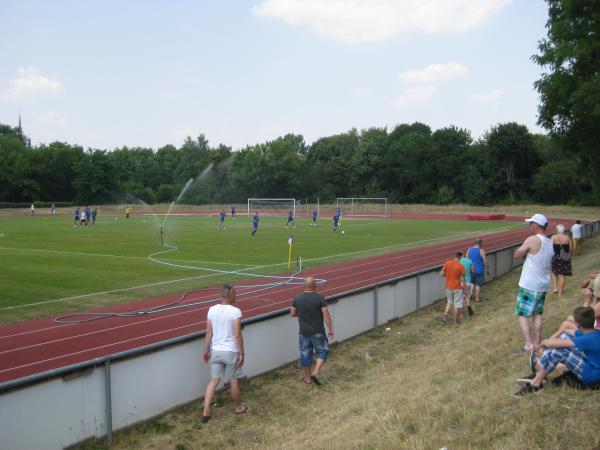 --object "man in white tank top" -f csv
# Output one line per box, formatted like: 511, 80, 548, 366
513, 214, 554, 354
